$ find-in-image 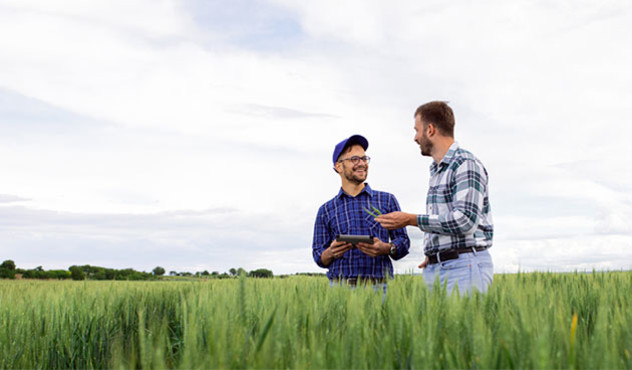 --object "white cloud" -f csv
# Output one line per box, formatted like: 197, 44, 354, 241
0, 0, 630, 274
0, 194, 30, 203
0, 205, 317, 273
492, 234, 632, 273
